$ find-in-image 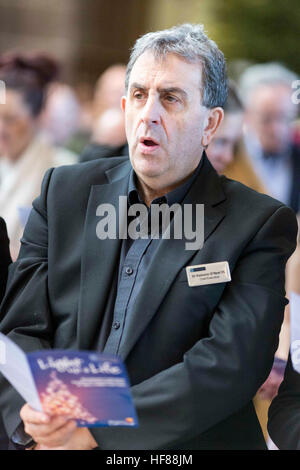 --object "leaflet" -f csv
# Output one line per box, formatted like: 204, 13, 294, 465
0, 333, 138, 427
